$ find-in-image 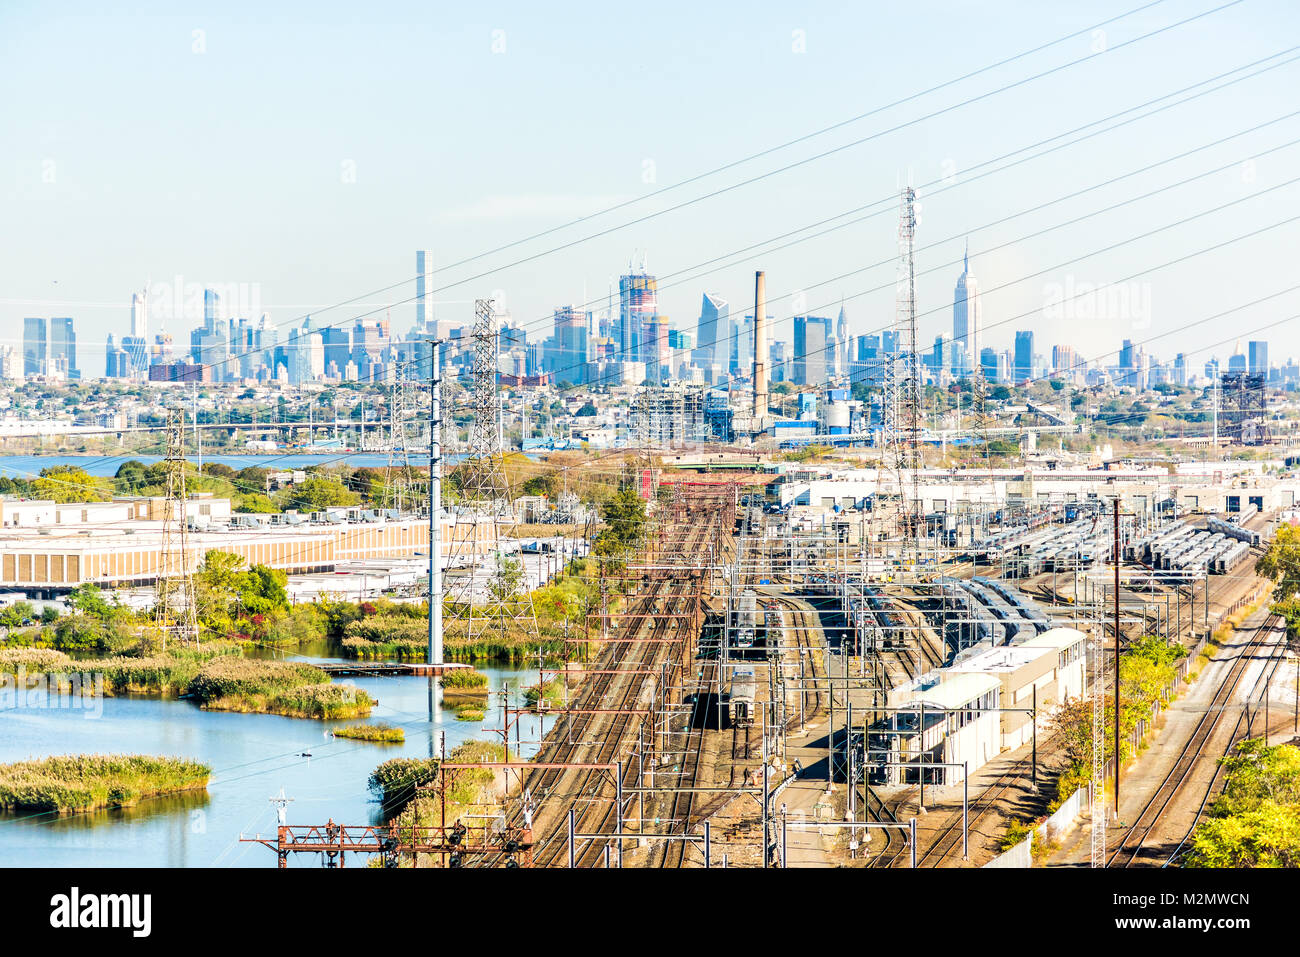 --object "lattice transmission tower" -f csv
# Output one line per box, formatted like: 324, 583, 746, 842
155, 408, 199, 648
386, 377, 422, 511
445, 298, 539, 646
883, 186, 922, 567
1090, 626, 1106, 867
